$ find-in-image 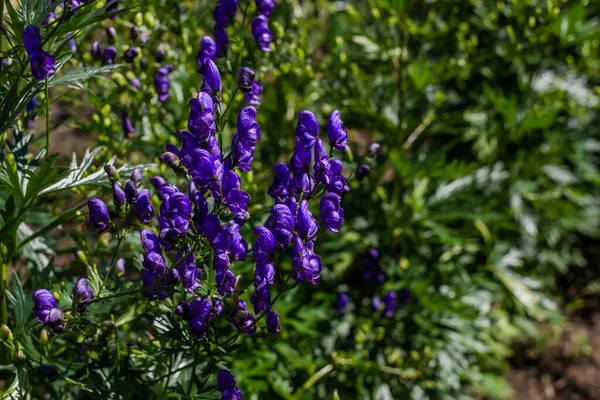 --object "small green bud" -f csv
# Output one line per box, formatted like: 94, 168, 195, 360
40, 328, 49, 345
